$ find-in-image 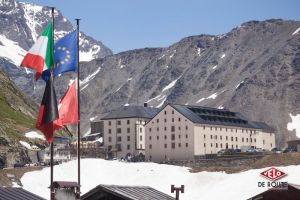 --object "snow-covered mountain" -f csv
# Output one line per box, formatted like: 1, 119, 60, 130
0, 0, 112, 96
77, 19, 300, 146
